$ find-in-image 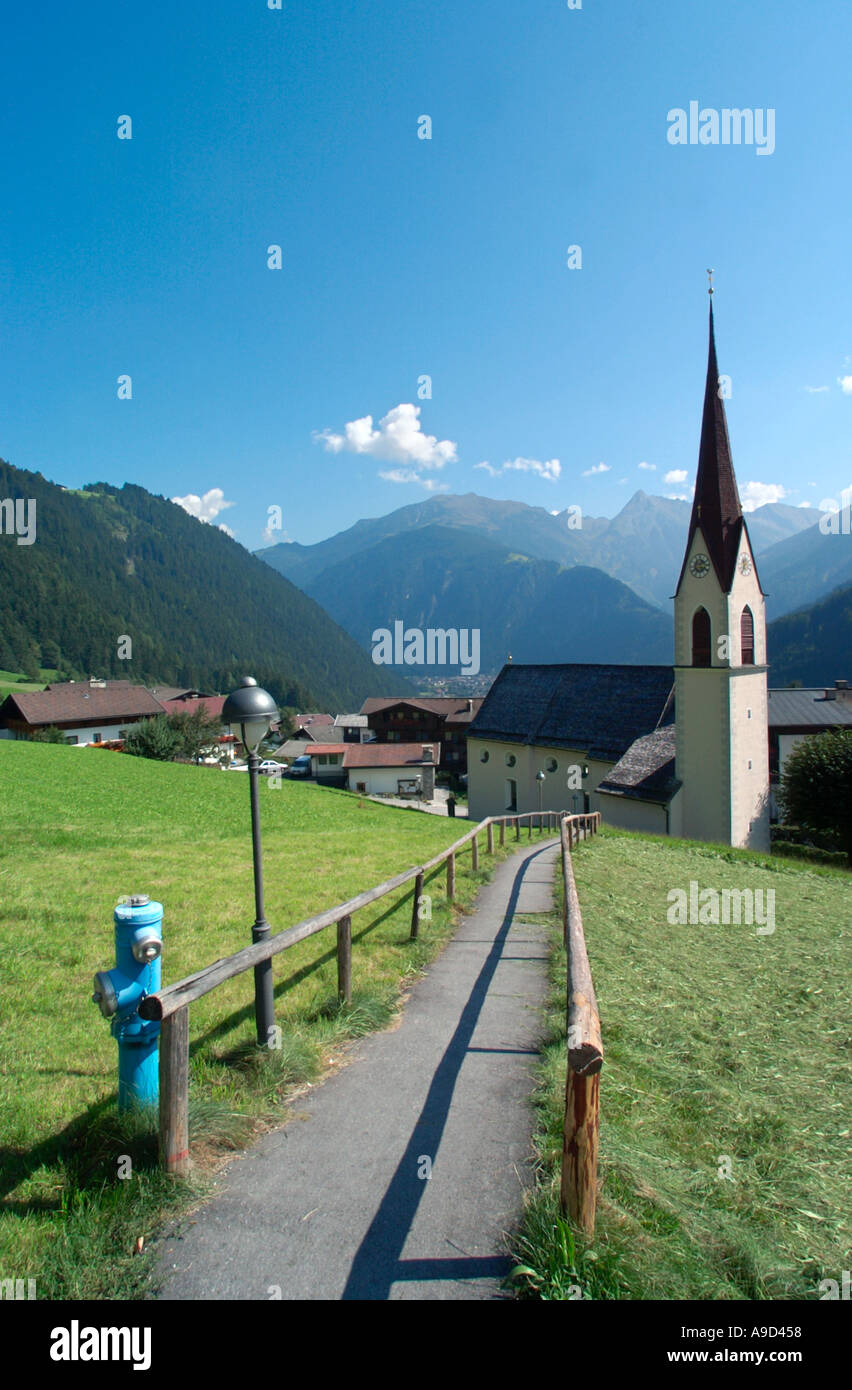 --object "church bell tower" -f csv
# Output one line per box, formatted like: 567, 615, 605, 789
670, 282, 770, 850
